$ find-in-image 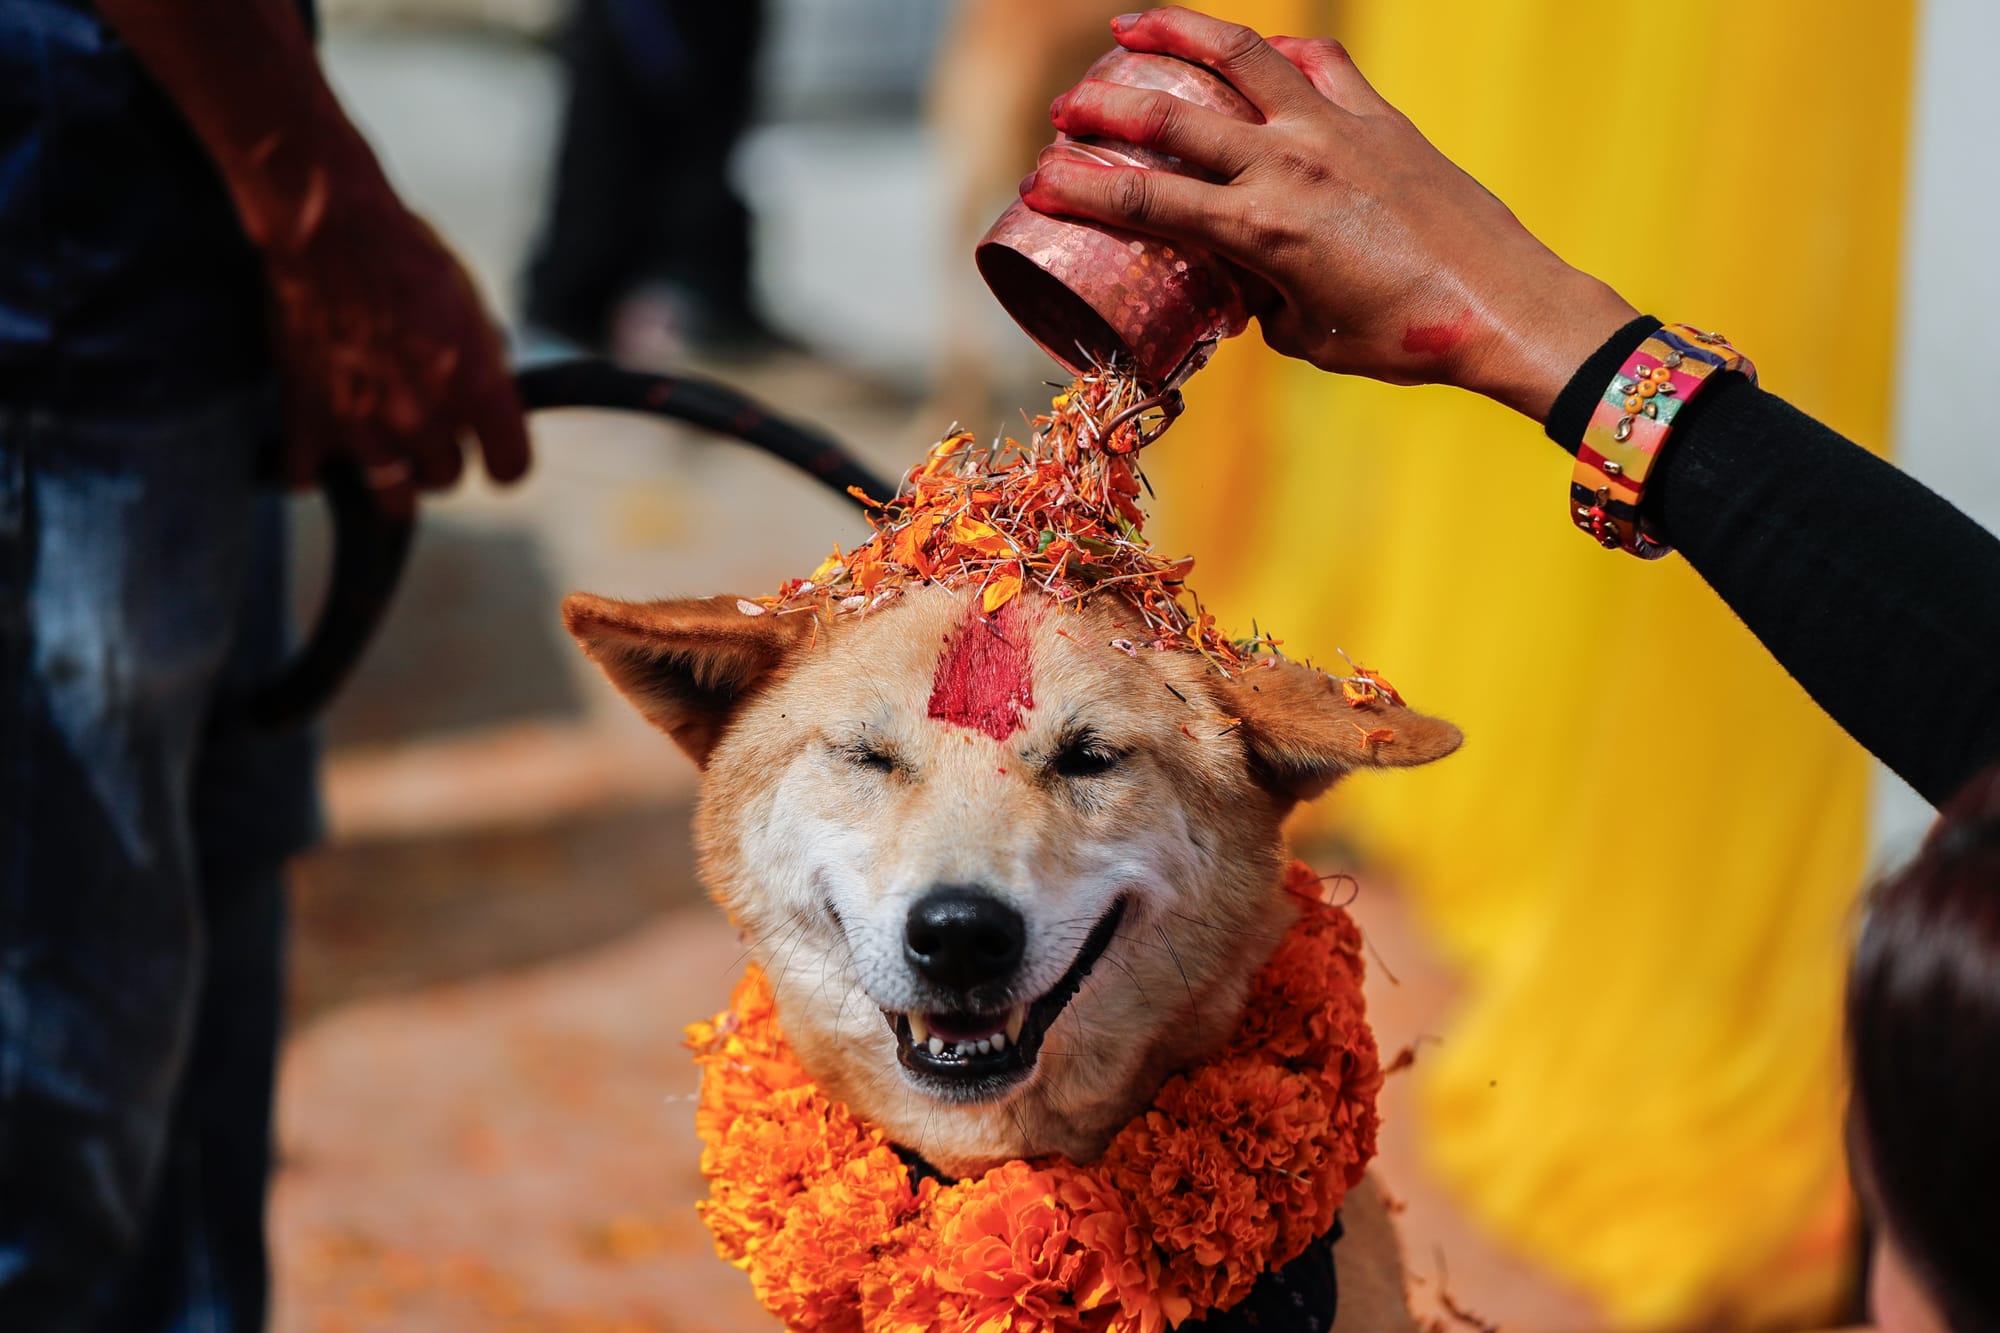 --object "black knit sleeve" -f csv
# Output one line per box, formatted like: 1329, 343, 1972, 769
1545, 321, 2000, 809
